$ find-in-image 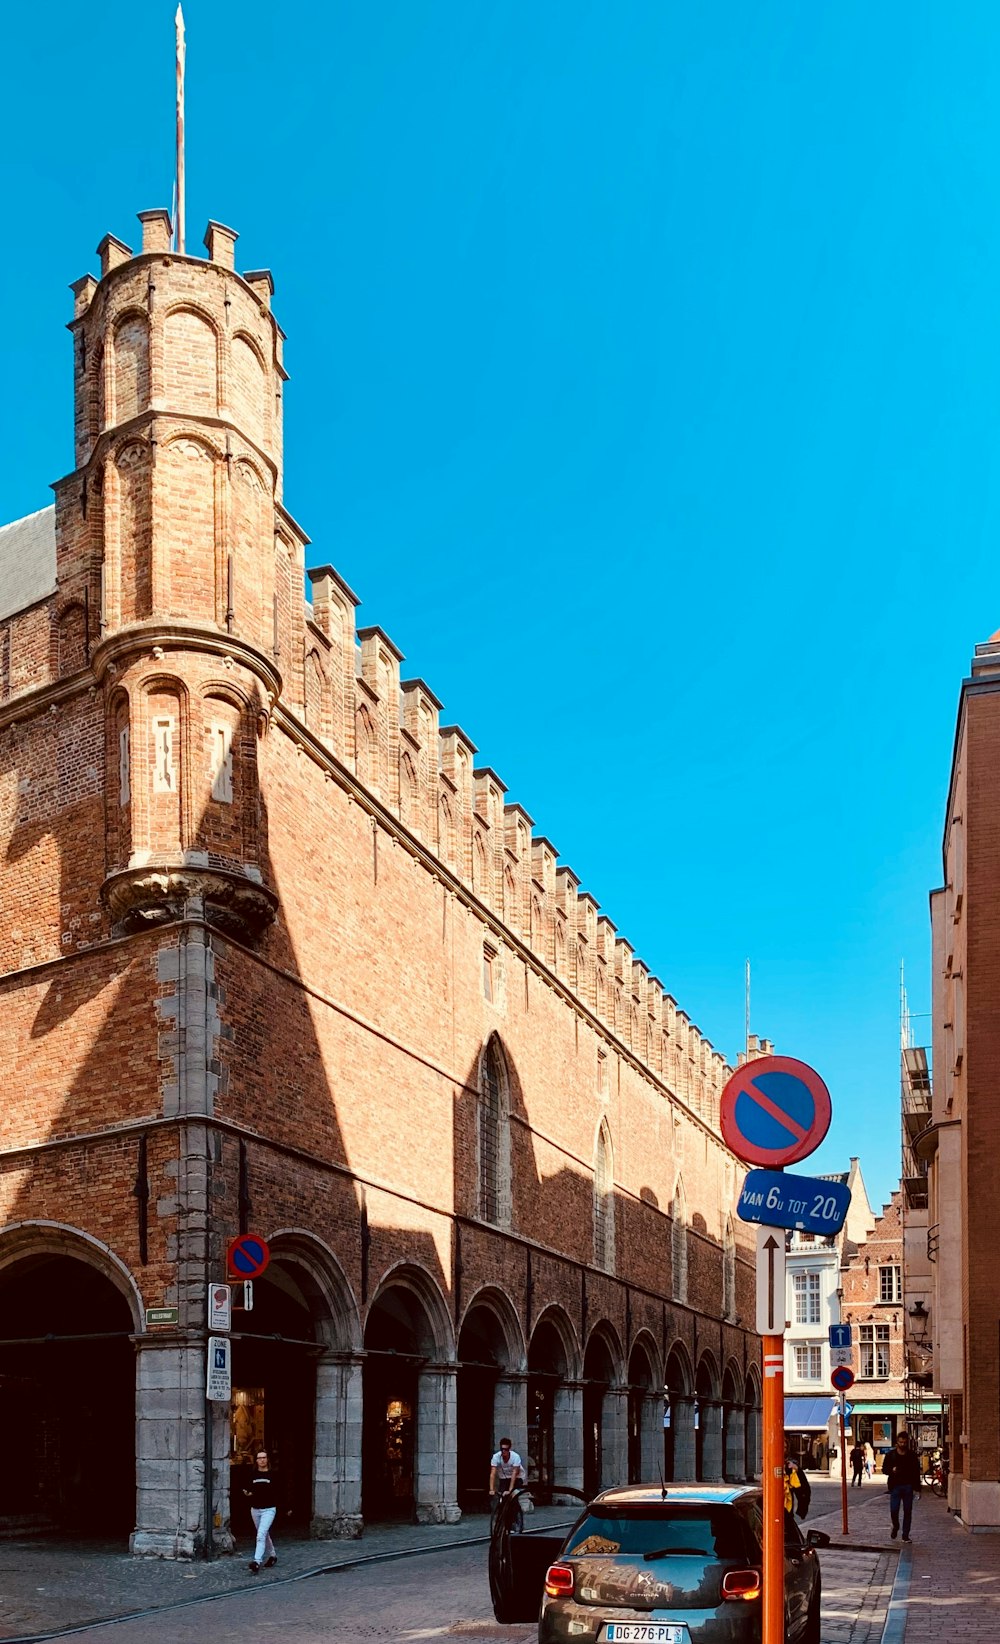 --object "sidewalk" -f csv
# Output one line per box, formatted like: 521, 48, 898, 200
0, 1507, 575, 1642
882, 1491, 1000, 1643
